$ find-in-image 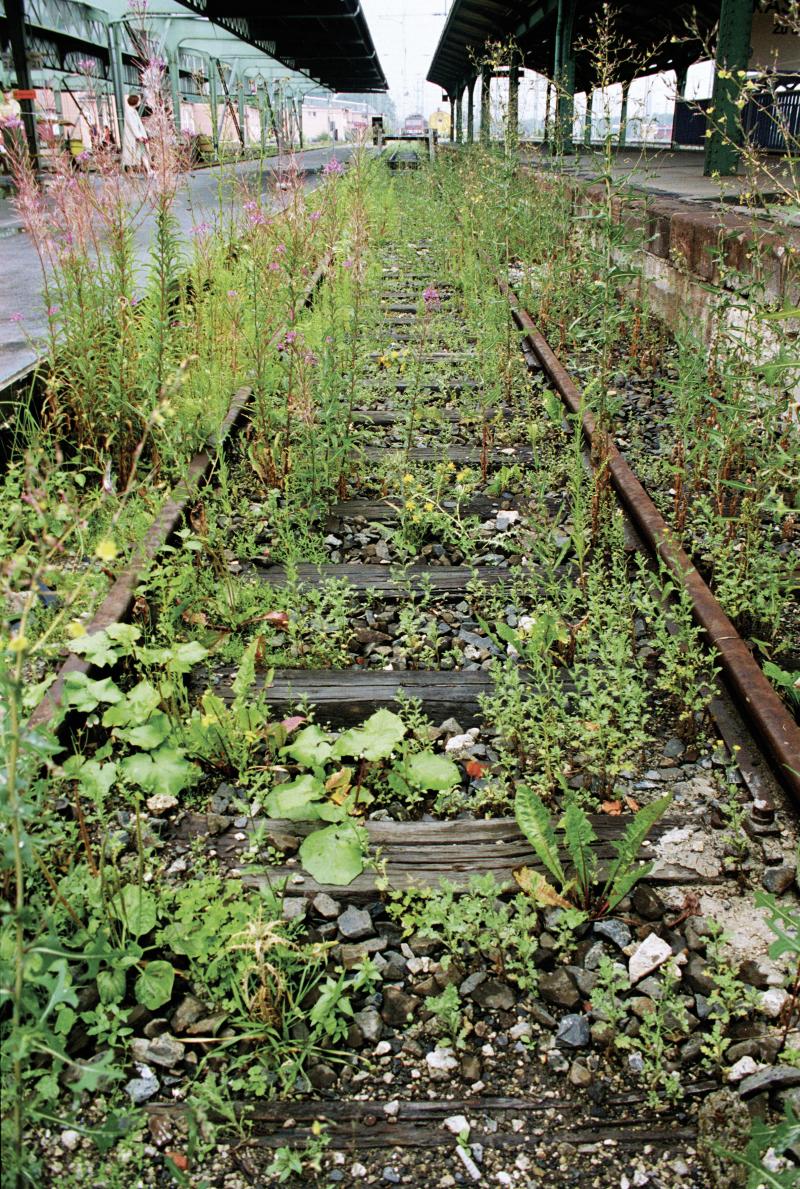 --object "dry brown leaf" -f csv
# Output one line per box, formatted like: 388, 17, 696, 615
601, 799, 622, 815
513, 866, 571, 909
625, 795, 641, 812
